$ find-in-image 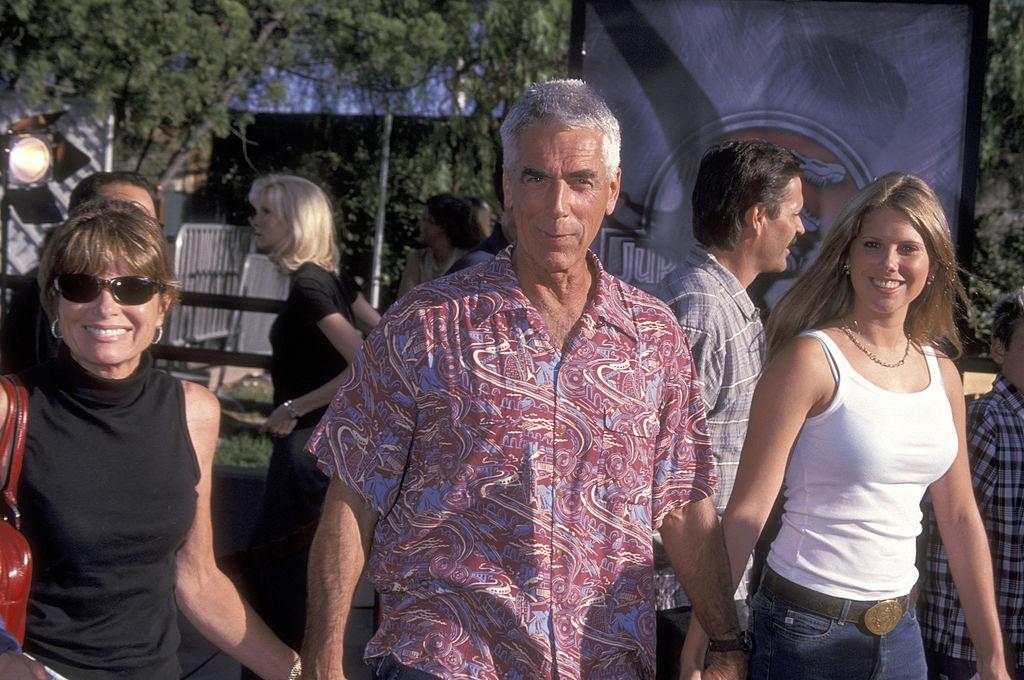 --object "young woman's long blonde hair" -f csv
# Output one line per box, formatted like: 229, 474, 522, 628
248, 175, 340, 274
765, 172, 968, 361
